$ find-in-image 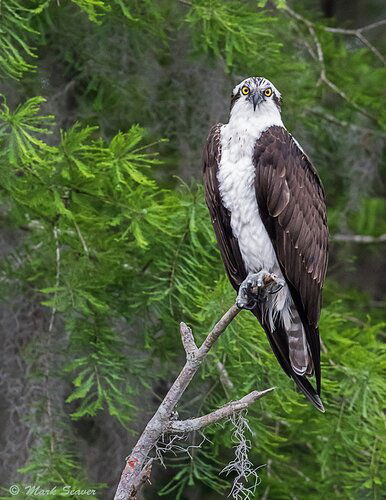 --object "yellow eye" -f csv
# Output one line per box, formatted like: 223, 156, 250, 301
241, 86, 250, 95
264, 88, 272, 97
